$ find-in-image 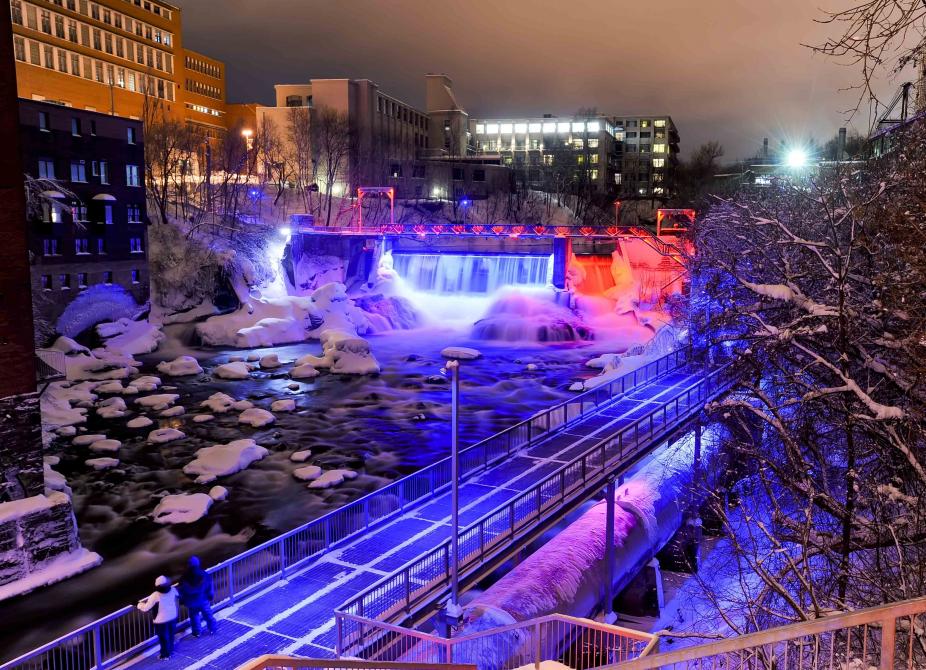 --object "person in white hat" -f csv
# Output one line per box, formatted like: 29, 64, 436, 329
137, 575, 181, 660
